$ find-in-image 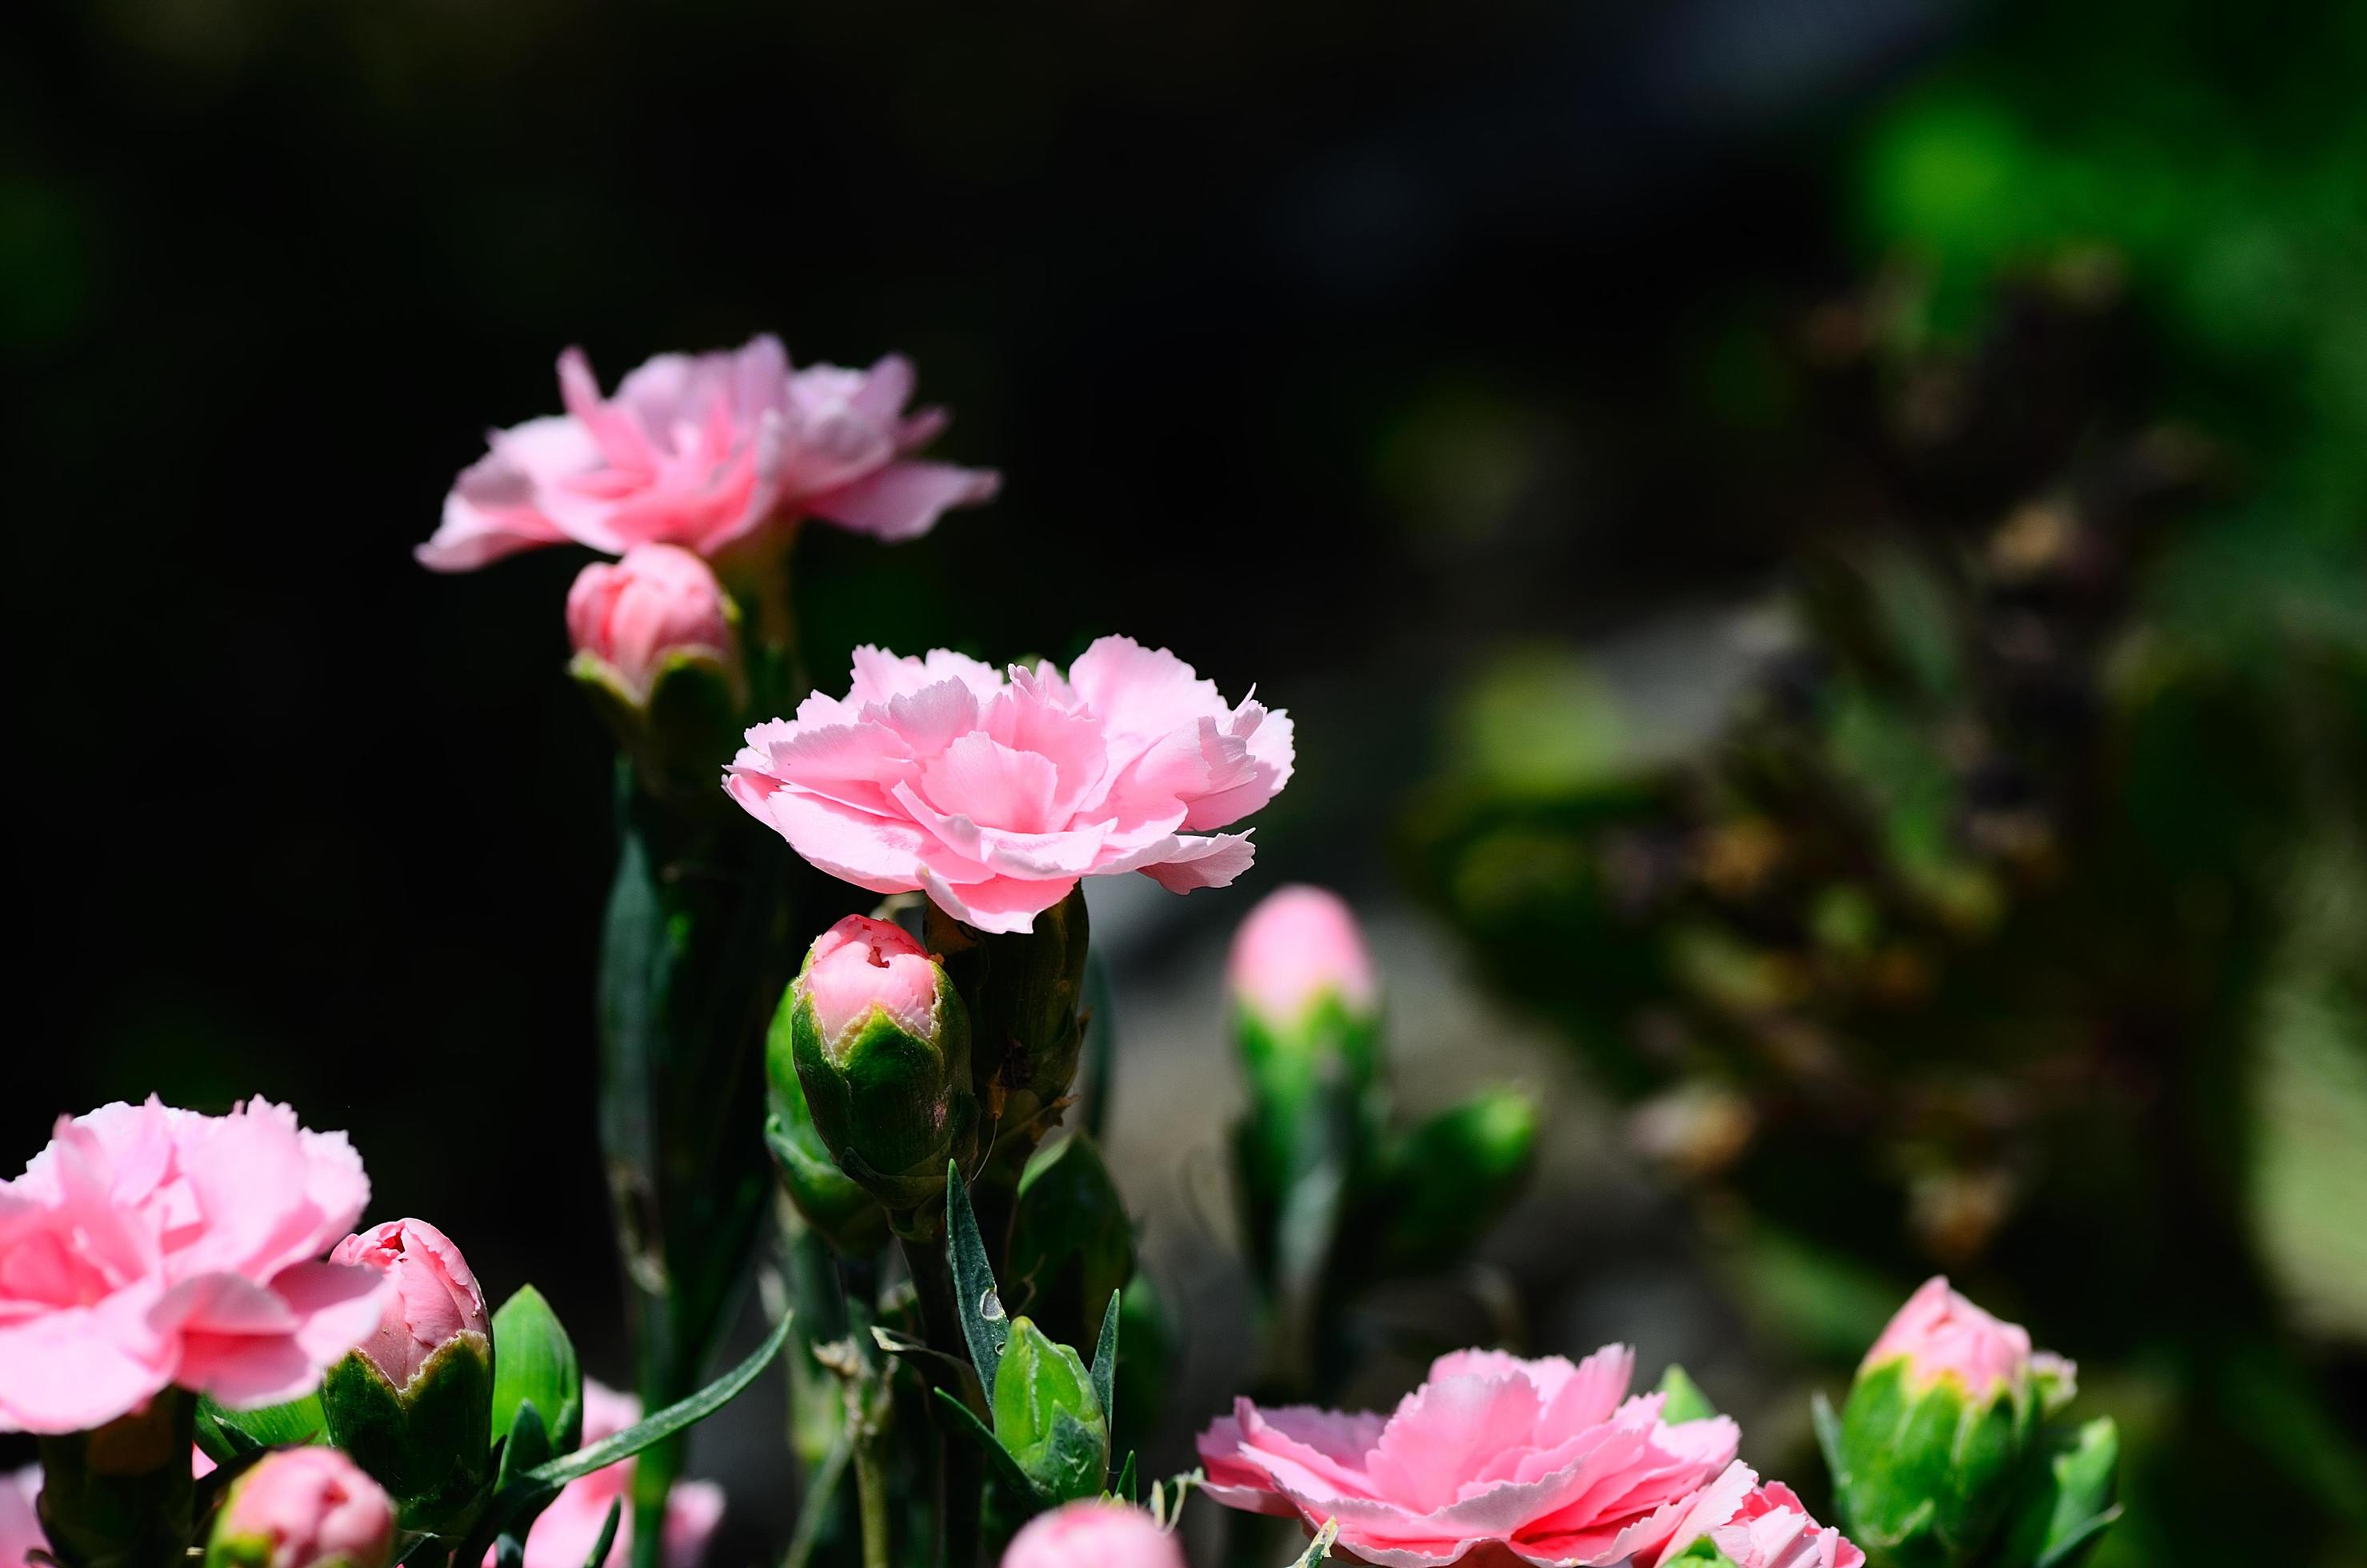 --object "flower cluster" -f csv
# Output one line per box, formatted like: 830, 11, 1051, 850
0, 1099, 385, 1433
726, 638, 1293, 932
